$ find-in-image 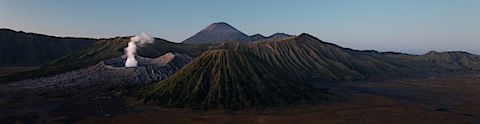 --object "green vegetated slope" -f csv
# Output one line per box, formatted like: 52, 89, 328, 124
132, 50, 328, 109
0, 37, 129, 83
0, 29, 96, 66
